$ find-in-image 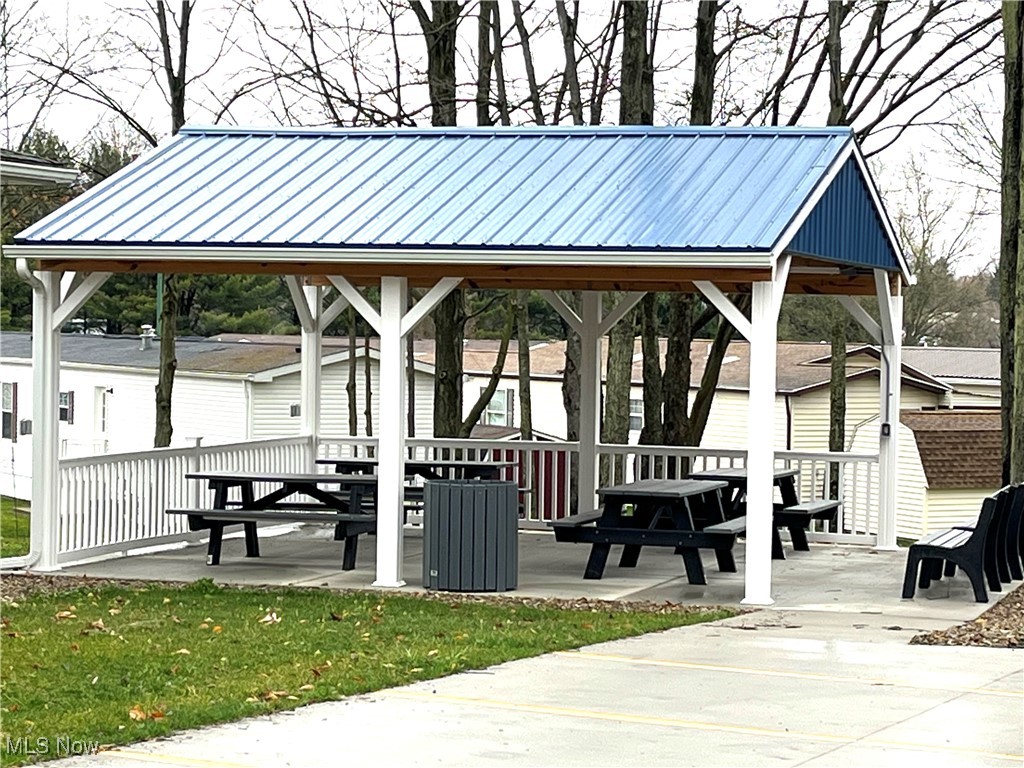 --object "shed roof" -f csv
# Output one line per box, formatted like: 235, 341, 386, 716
900, 410, 1003, 490
11, 125, 907, 293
